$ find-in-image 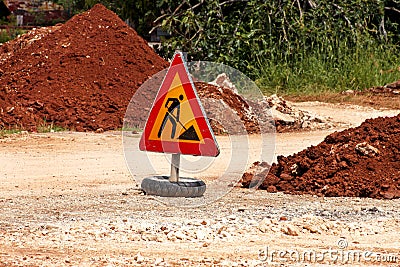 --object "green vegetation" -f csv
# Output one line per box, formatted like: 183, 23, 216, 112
0, 120, 66, 137
153, 0, 400, 94
256, 40, 400, 95
0, 28, 26, 43
36, 120, 67, 133
0, 128, 21, 139
0, 15, 26, 43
